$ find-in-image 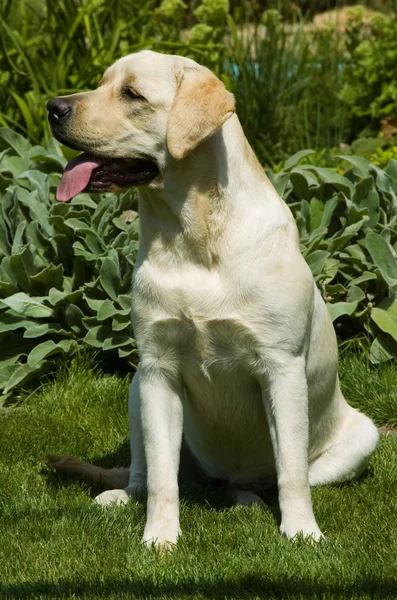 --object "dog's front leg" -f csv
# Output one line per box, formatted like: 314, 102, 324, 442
139, 365, 183, 551
261, 356, 323, 541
